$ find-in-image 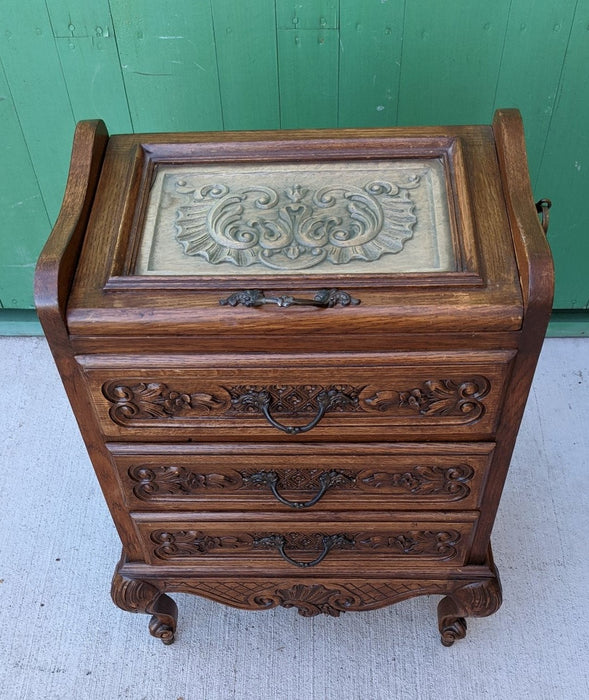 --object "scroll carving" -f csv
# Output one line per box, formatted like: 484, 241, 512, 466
149, 529, 461, 561
398, 377, 490, 417
128, 463, 474, 502
170, 579, 449, 617
151, 530, 254, 559
174, 177, 420, 271
362, 376, 490, 421
102, 378, 490, 426
129, 464, 244, 500
110, 571, 177, 644
103, 381, 229, 425
438, 575, 503, 646
357, 464, 474, 500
